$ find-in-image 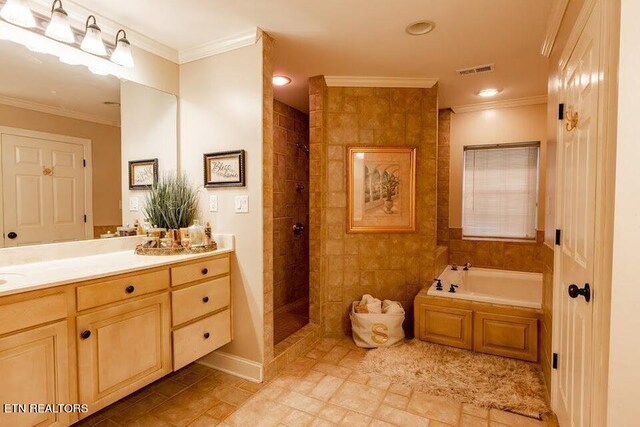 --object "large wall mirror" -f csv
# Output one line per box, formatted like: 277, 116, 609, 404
0, 38, 177, 248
